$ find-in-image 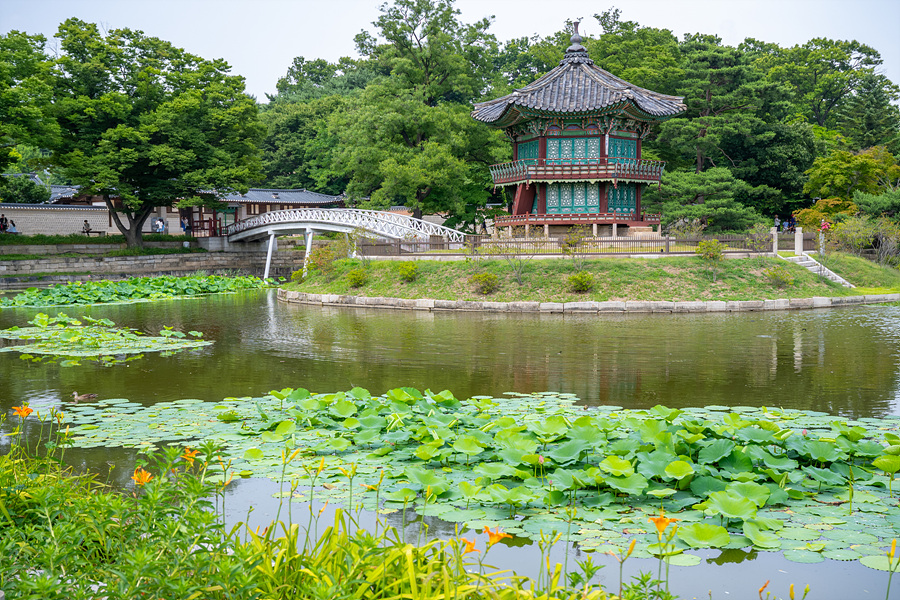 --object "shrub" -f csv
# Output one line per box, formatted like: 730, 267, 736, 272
764, 264, 795, 288
568, 271, 594, 293
470, 272, 500, 295
290, 269, 305, 284
346, 268, 368, 288
697, 239, 726, 282
397, 261, 419, 283
307, 244, 340, 280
